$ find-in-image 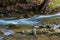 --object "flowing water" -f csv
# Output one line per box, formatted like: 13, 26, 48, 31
0, 13, 60, 25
